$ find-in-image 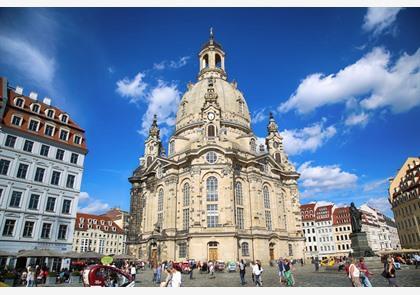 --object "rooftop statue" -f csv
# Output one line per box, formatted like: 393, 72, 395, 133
349, 202, 362, 233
